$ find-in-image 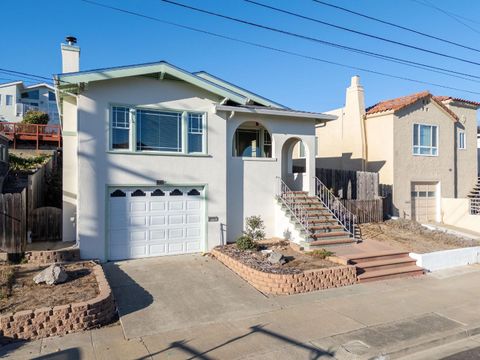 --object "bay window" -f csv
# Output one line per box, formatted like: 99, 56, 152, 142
413, 124, 438, 156
110, 106, 206, 154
